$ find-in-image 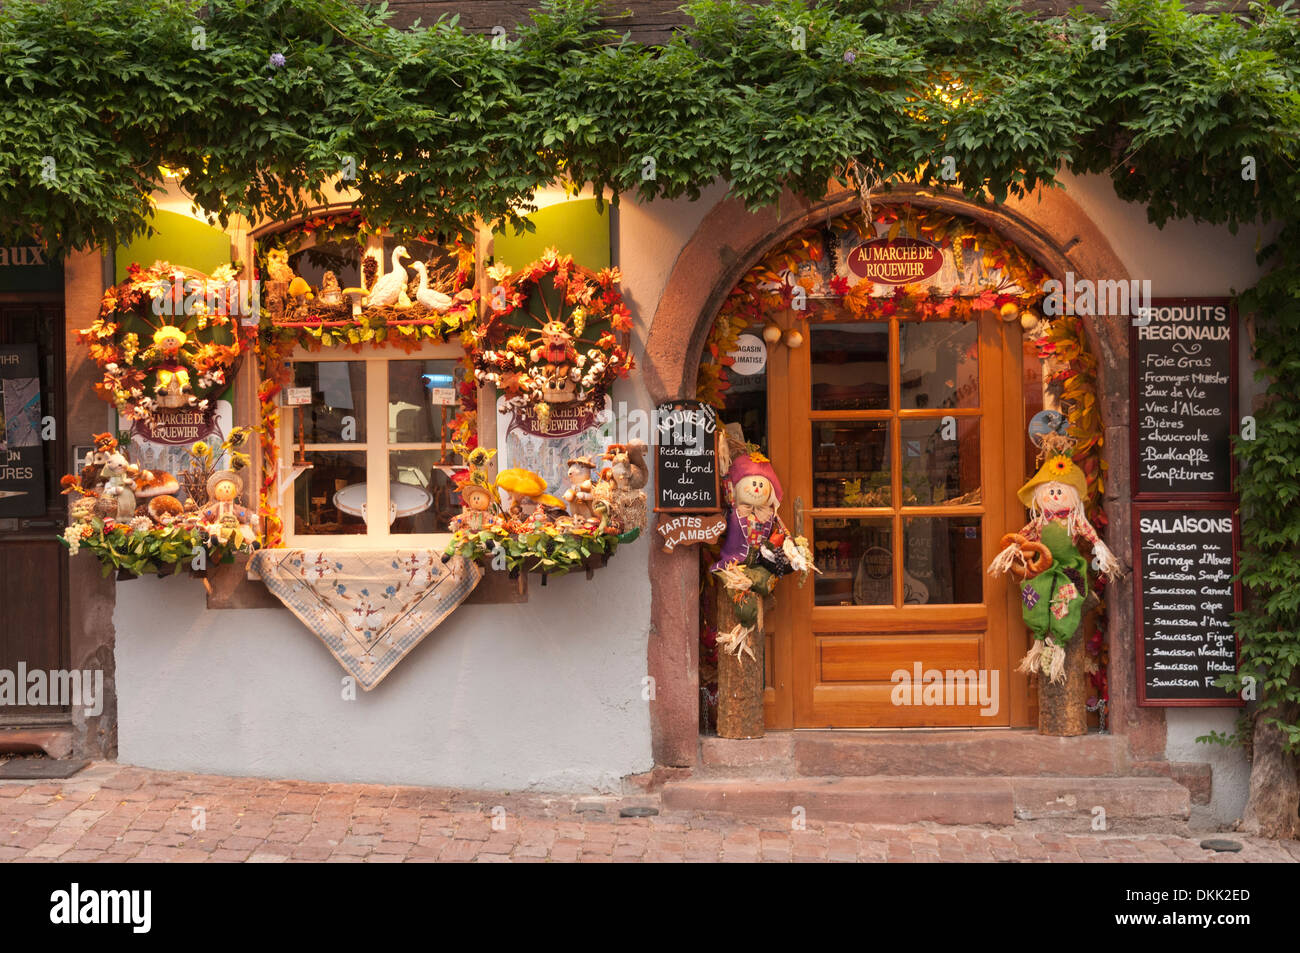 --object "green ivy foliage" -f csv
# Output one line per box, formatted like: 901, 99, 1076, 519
2, 0, 1300, 749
